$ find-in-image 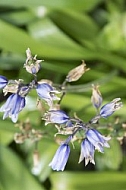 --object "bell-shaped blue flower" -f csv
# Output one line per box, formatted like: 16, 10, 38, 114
0, 75, 8, 89
43, 110, 70, 125
100, 98, 122, 118
0, 93, 25, 123
36, 83, 60, 107
86, 129, 111, 153
79, 138, 95, 166
49, 143, 70, 171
